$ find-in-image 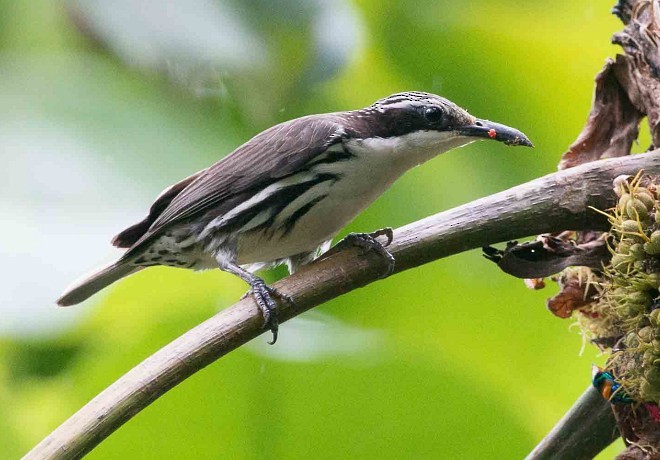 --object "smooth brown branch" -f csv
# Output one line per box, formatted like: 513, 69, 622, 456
23, 151, 660, 460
